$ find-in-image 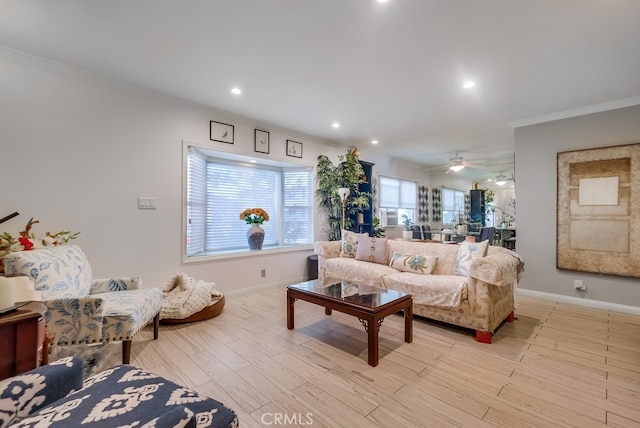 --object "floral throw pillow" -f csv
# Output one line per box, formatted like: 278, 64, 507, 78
355, 237, 388, 264
389, 252, 438, 275
454, 240, 489, 276
339, 230, 368, 258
